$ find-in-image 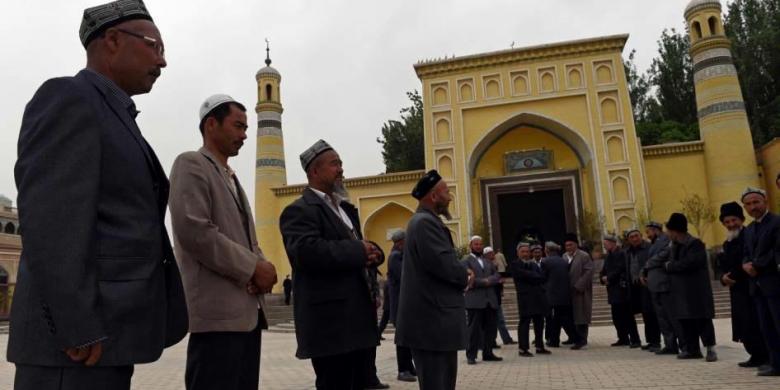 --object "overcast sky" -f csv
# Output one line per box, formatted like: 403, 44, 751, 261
0, 0, 696, 206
